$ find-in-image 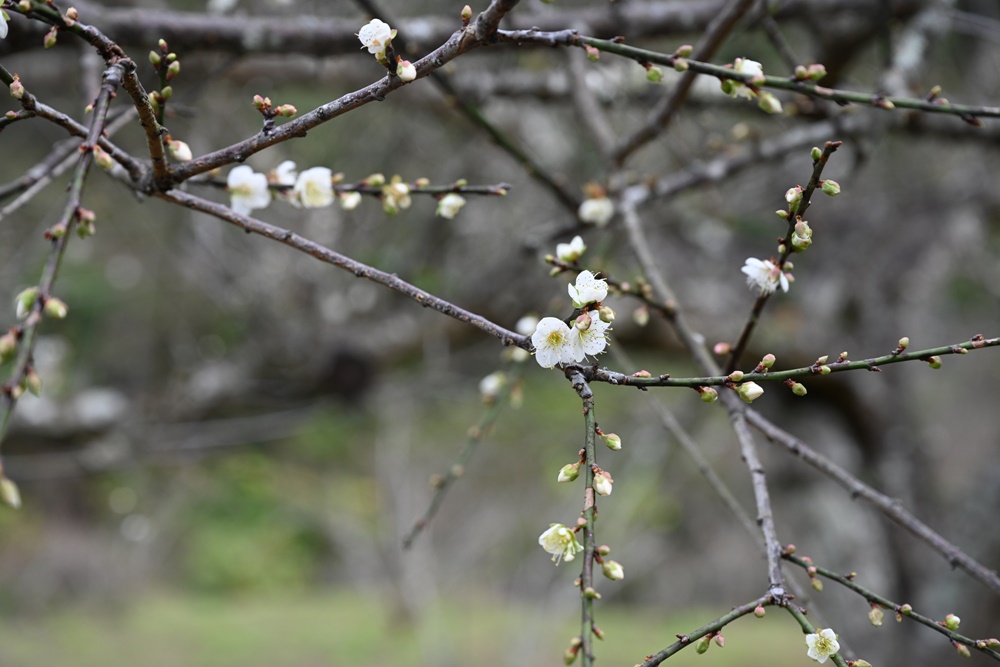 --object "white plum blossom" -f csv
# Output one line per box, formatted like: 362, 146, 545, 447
573, 315, 610, 358
593, 470, 613, 496
167, 140, 192, 162
538, 523, 583, 564
568, 270, 609, 308
556, 235, 586, 263
741, 258, 789, 295
516, 315, 539, 336
227, 165, 271, 216
273, 160, 297, 186
339, 191, 362, 210
0, 13, 8, 40
478, 371, 506, 402
357, 19, 392, 58
730, 57, 763, 99
436, 193, 466, 219
531, 317, 578, 369
578, 197, 614, 226
805, 628, 841, 664
294, 167, 334, 208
